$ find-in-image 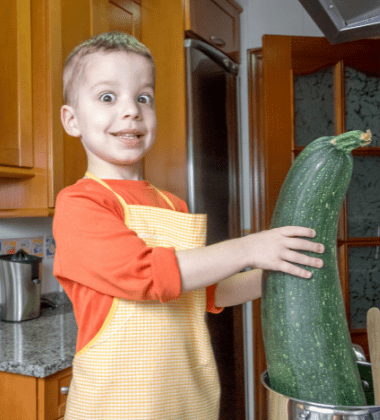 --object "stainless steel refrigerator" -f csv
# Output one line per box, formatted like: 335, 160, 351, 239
184, 38, 240, 246
184, 38, 243, 419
